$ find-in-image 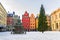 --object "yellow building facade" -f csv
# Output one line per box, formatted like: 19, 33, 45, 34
30, 14, 35, 31
51, 8, 60, 31
35, 15, 39, 30
0, 3, 7, 27
36, 17, 38, 29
